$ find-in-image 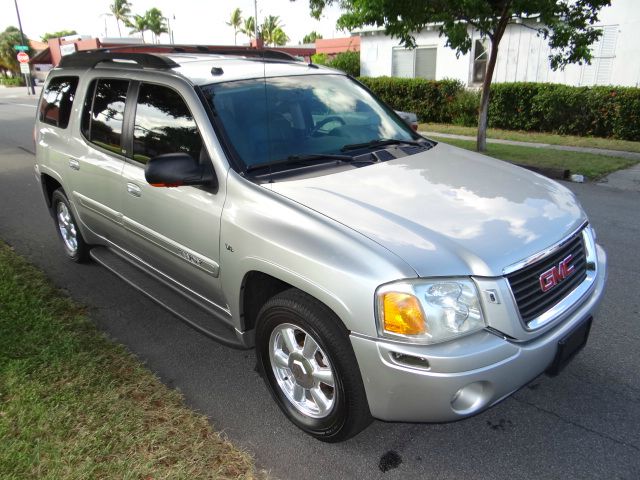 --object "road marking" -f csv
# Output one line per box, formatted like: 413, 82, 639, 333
13, 103, 37, 108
